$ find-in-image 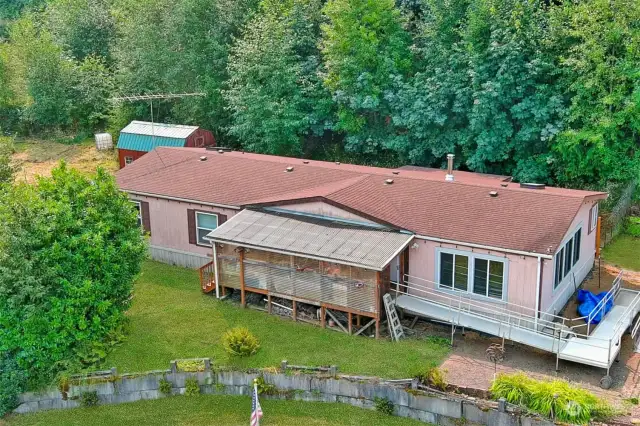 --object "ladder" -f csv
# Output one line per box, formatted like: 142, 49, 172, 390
383, 293, 404, 341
